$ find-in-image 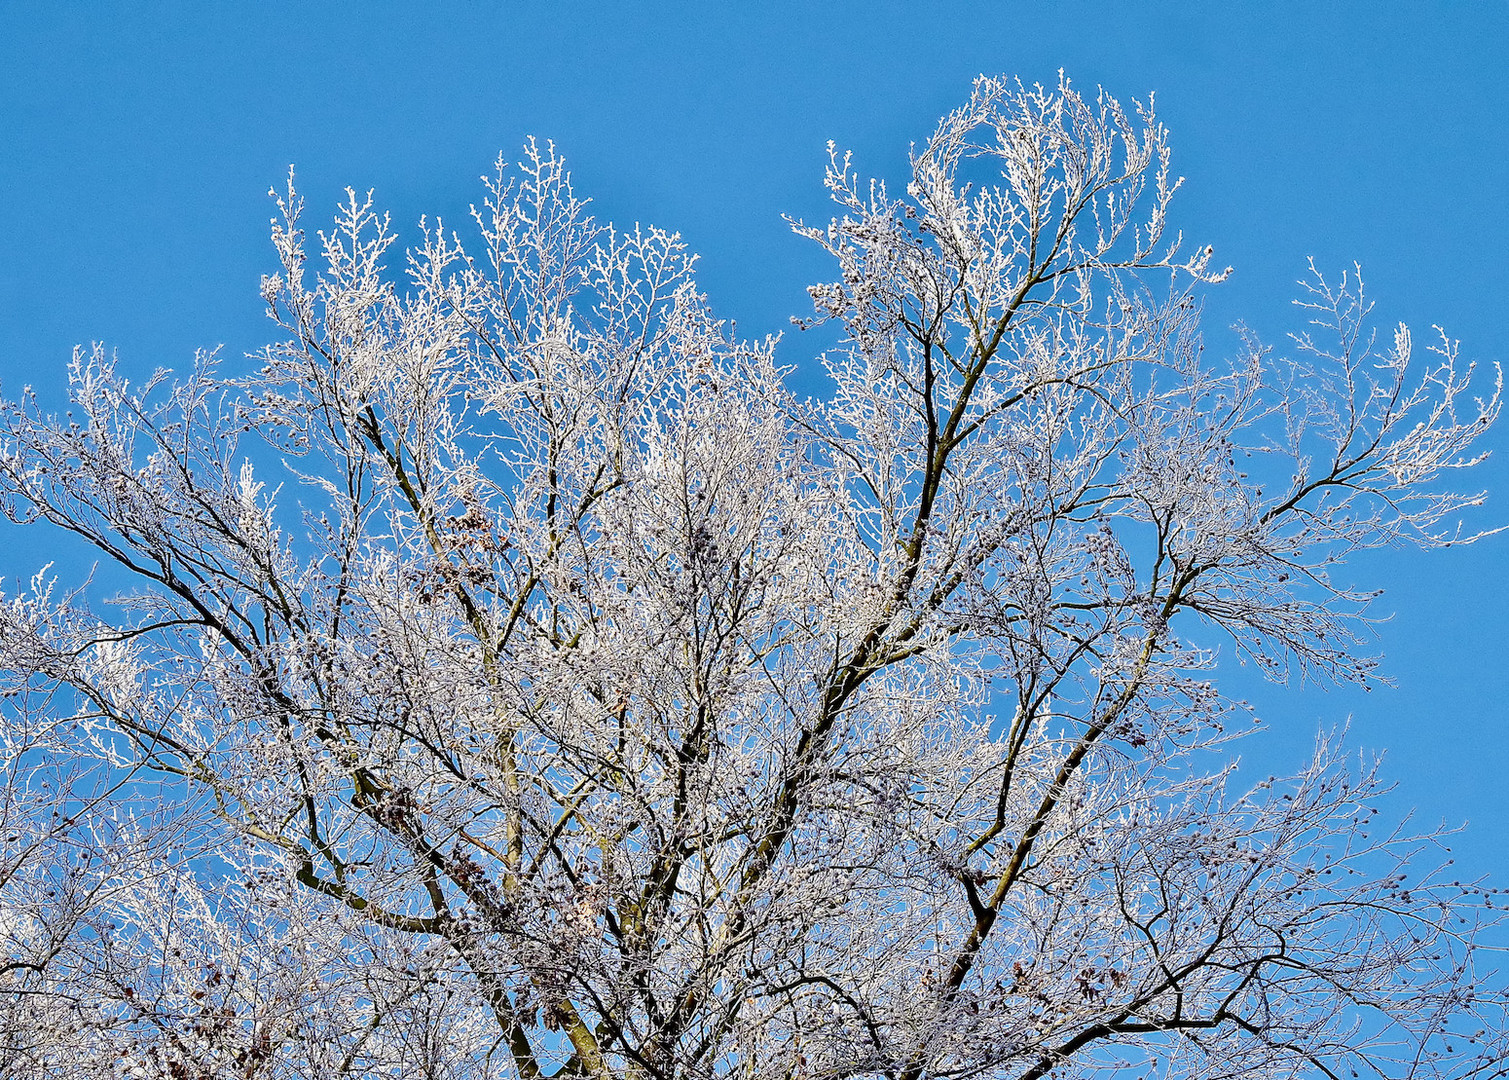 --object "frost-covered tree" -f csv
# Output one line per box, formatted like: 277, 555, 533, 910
1, 76, 1505, 1080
